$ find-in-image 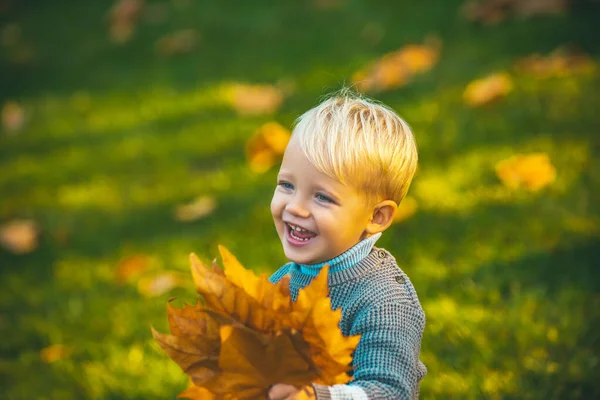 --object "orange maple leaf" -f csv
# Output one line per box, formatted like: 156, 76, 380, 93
245, 122, 291, 174
352, 41, 440, 92
230, 84, 284, 116
152, 246, 360, 399
463, 72, 513, 107
495, 153, 556, 191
